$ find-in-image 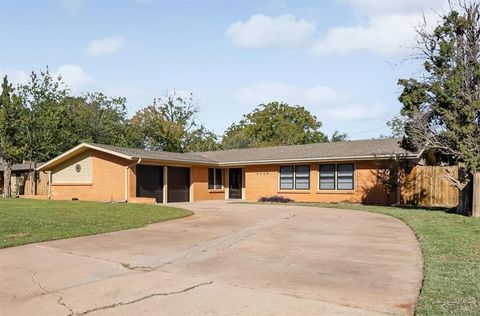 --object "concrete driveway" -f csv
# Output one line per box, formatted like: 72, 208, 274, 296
0, 201, 422, 316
